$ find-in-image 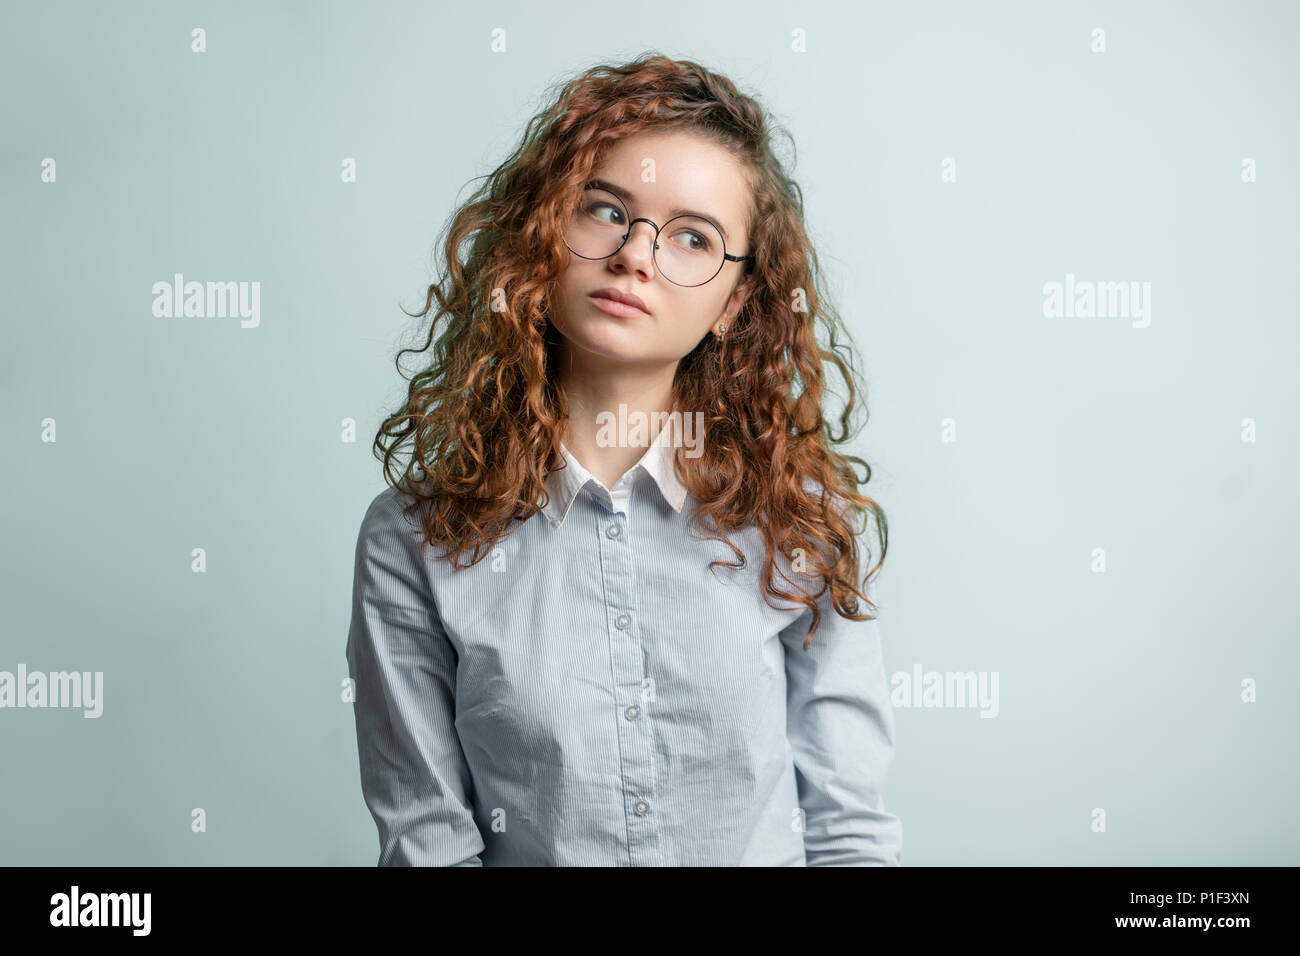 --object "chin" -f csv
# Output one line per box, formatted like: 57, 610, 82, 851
576, 336, 650, 362
557, 324, 653, 362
